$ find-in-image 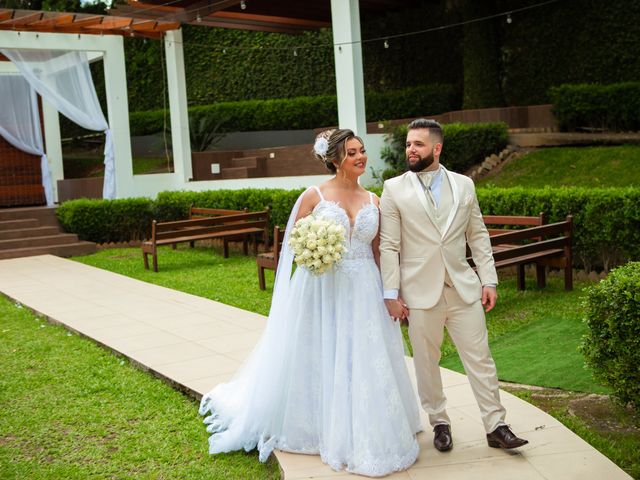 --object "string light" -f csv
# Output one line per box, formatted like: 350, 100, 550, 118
293, 48, 297, 57
134, 0, 561, 57
196, 13, 202, 22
